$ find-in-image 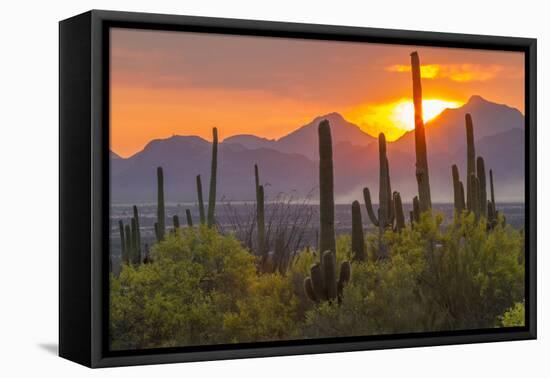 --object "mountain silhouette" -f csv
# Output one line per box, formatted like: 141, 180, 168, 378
111, 96, 524, 203
225, 112, 376, 160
